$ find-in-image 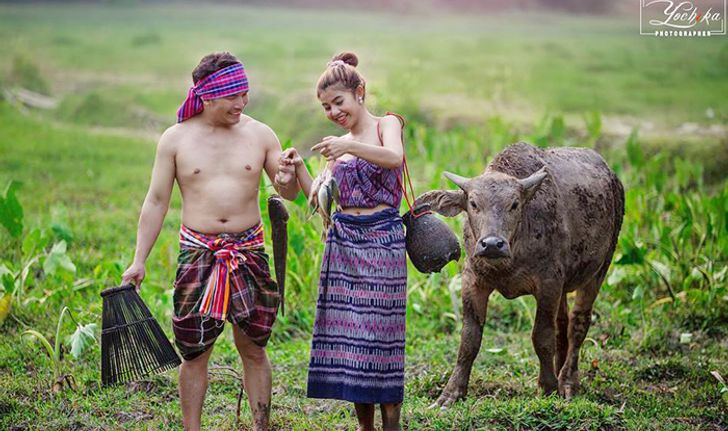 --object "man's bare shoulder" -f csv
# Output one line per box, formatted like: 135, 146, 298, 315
160, 123, 187, 142
156, 123, 189, 154
237, 115, 277, 145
